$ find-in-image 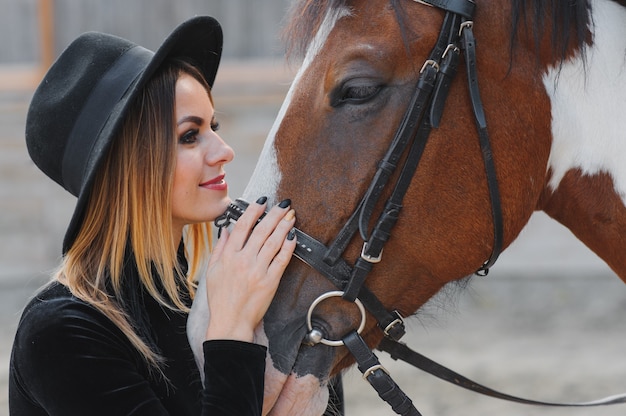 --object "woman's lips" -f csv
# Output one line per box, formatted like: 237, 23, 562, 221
200, 174, 227, 191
